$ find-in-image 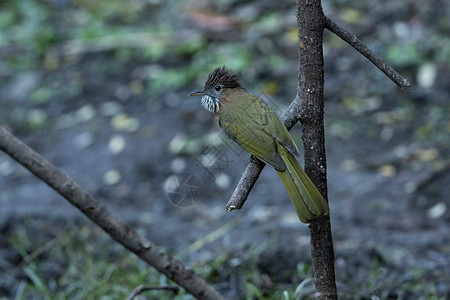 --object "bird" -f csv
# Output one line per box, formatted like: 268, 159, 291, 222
189, 66, 329, 223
